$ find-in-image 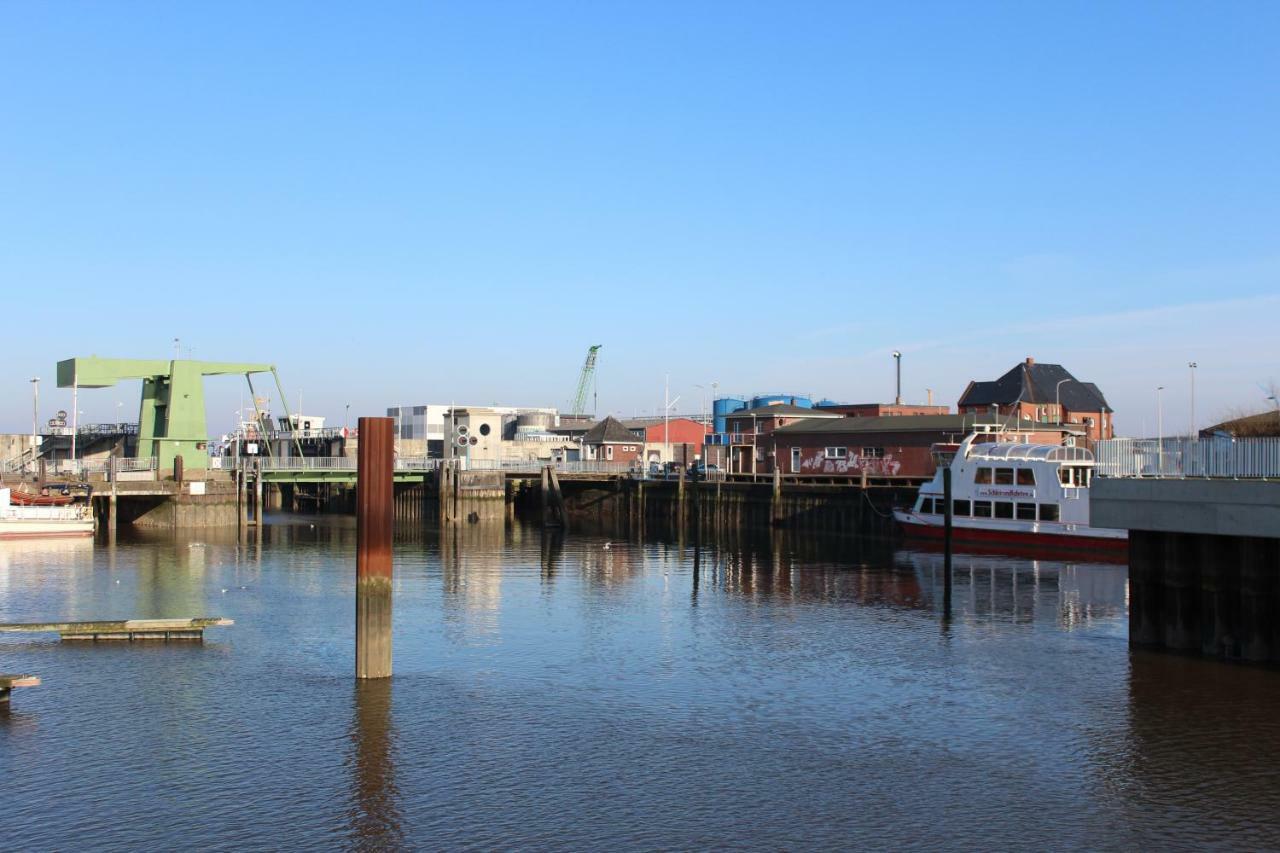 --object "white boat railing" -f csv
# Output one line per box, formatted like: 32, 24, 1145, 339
1095, 437, 1280, 479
